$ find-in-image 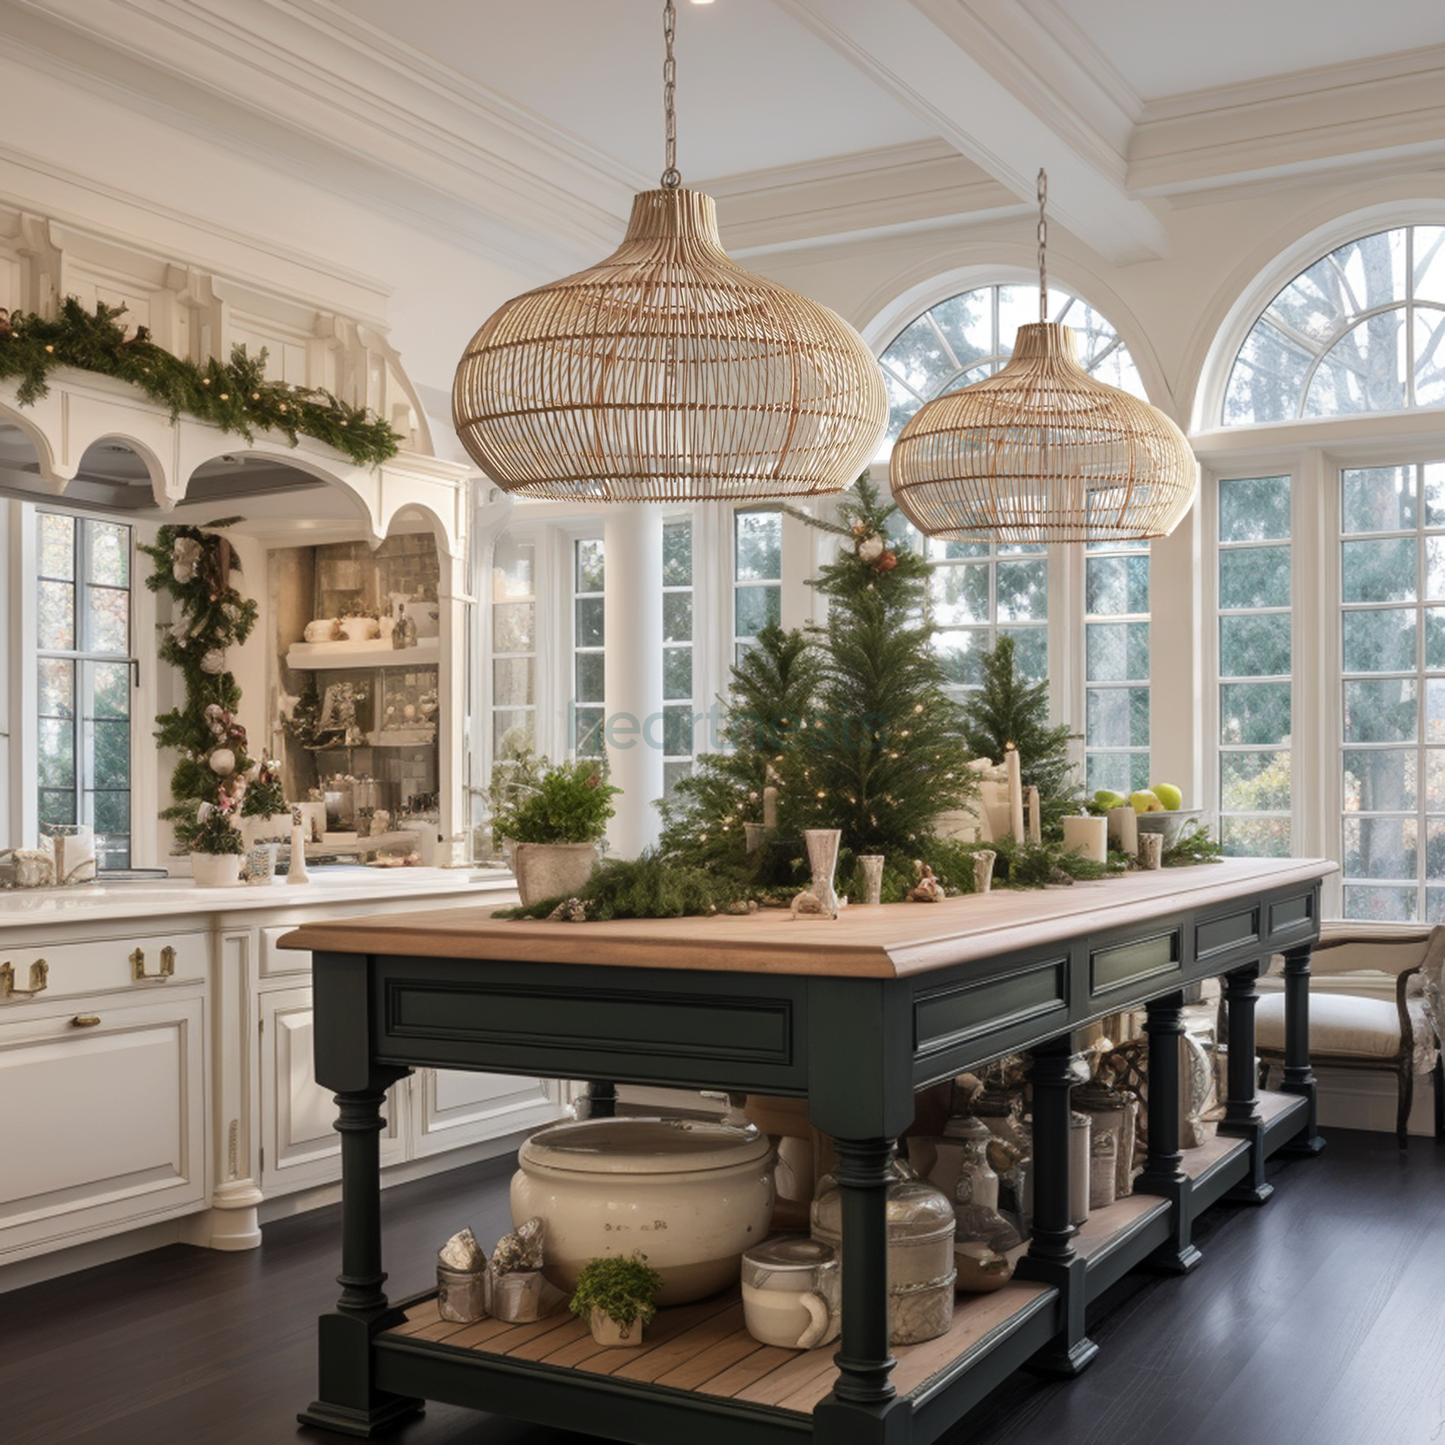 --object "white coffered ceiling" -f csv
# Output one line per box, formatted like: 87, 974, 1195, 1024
3, 0, 1445, 274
